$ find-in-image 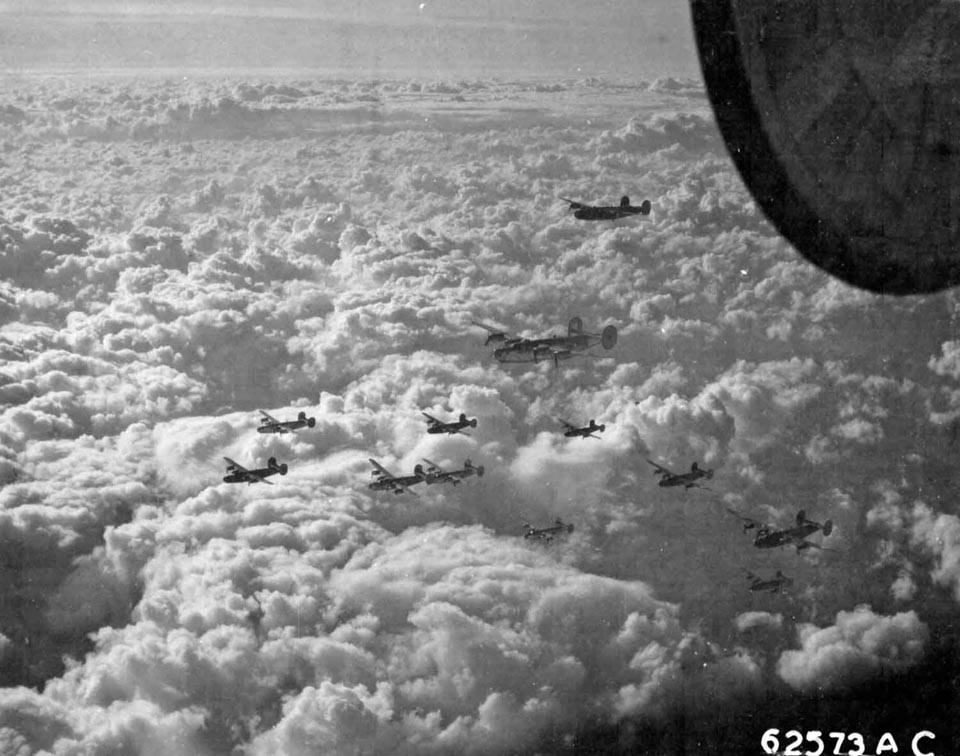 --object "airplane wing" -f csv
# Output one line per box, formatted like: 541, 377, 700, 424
559, 197, 586, 209
258, 410, 279, 423
368, 458, 395, 479
795, 539, 841, 553
725, 507, 764, 530
250, 471, 274, 485
223, 456, 246, 472
646, 459, 673, 476
422, 457, 445, 473
471, 320, 508, 335
559, 419, 576, 431
421, 412, 443, 426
